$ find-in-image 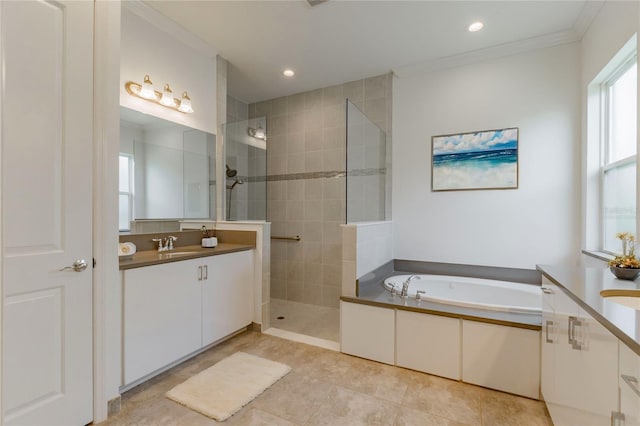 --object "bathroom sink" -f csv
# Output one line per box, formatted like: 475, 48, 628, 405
600, 289, 640, 310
